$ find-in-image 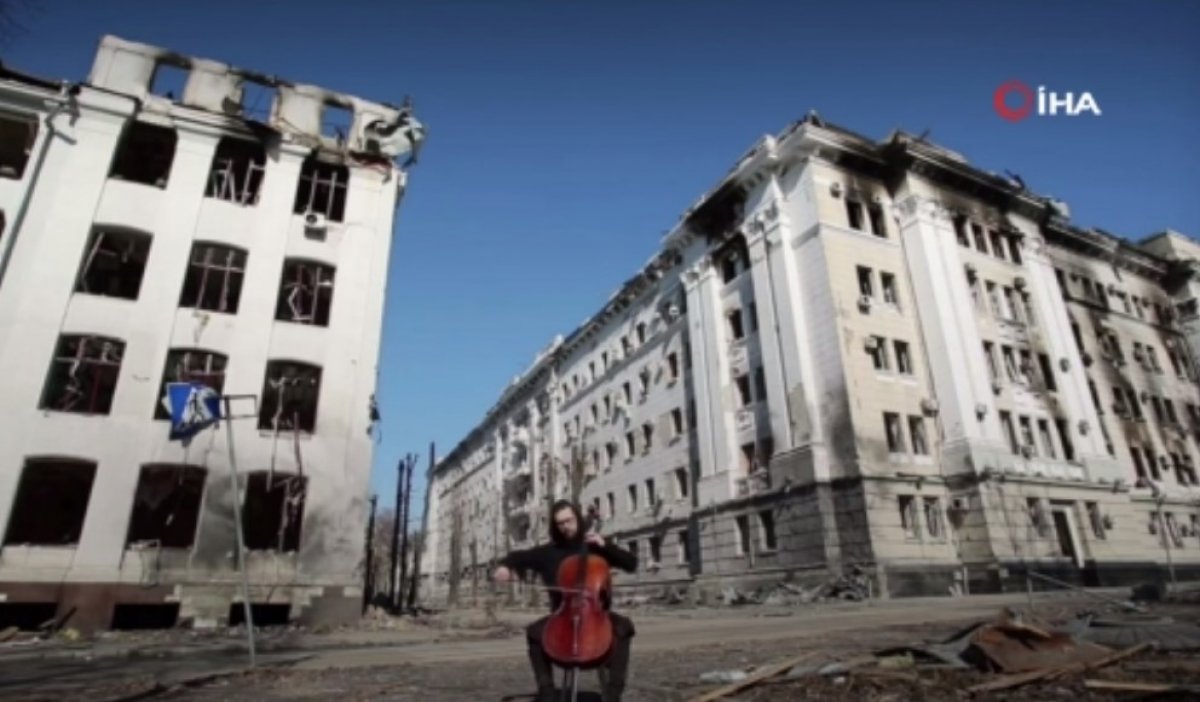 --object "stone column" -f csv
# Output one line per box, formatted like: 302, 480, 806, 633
894, 193, 1003, 466
1018, 233, 1120, 480
683, 257, 736, 505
